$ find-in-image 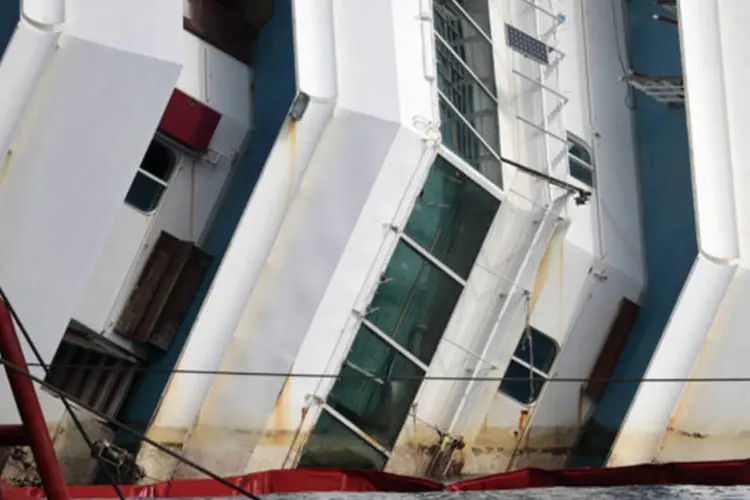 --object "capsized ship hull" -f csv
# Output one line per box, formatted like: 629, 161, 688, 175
0, 0, 747, 488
